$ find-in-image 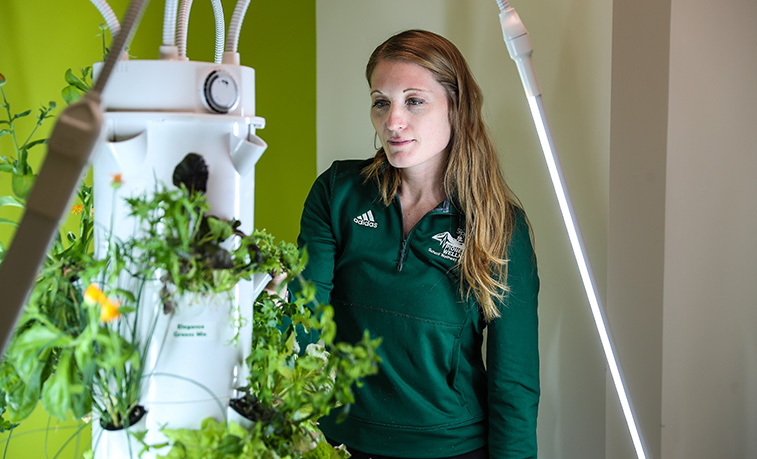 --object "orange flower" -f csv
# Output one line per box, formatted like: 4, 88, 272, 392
84, 283, 121, 323
71, 204, 83, 215
99, 299, 121, 323
110, 173, 123, 189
